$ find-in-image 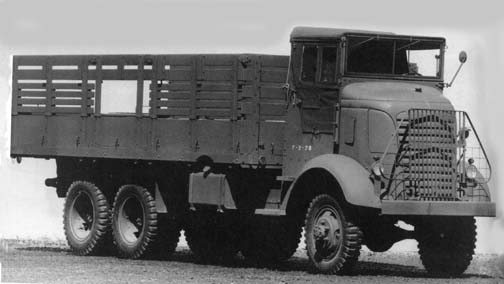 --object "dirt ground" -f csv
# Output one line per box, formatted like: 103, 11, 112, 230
0, 239, 503, 284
